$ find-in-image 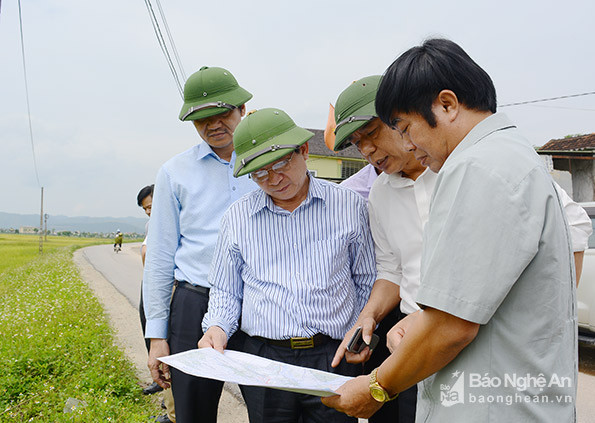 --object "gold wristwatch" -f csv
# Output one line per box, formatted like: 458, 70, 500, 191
369, 367, 398, 403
